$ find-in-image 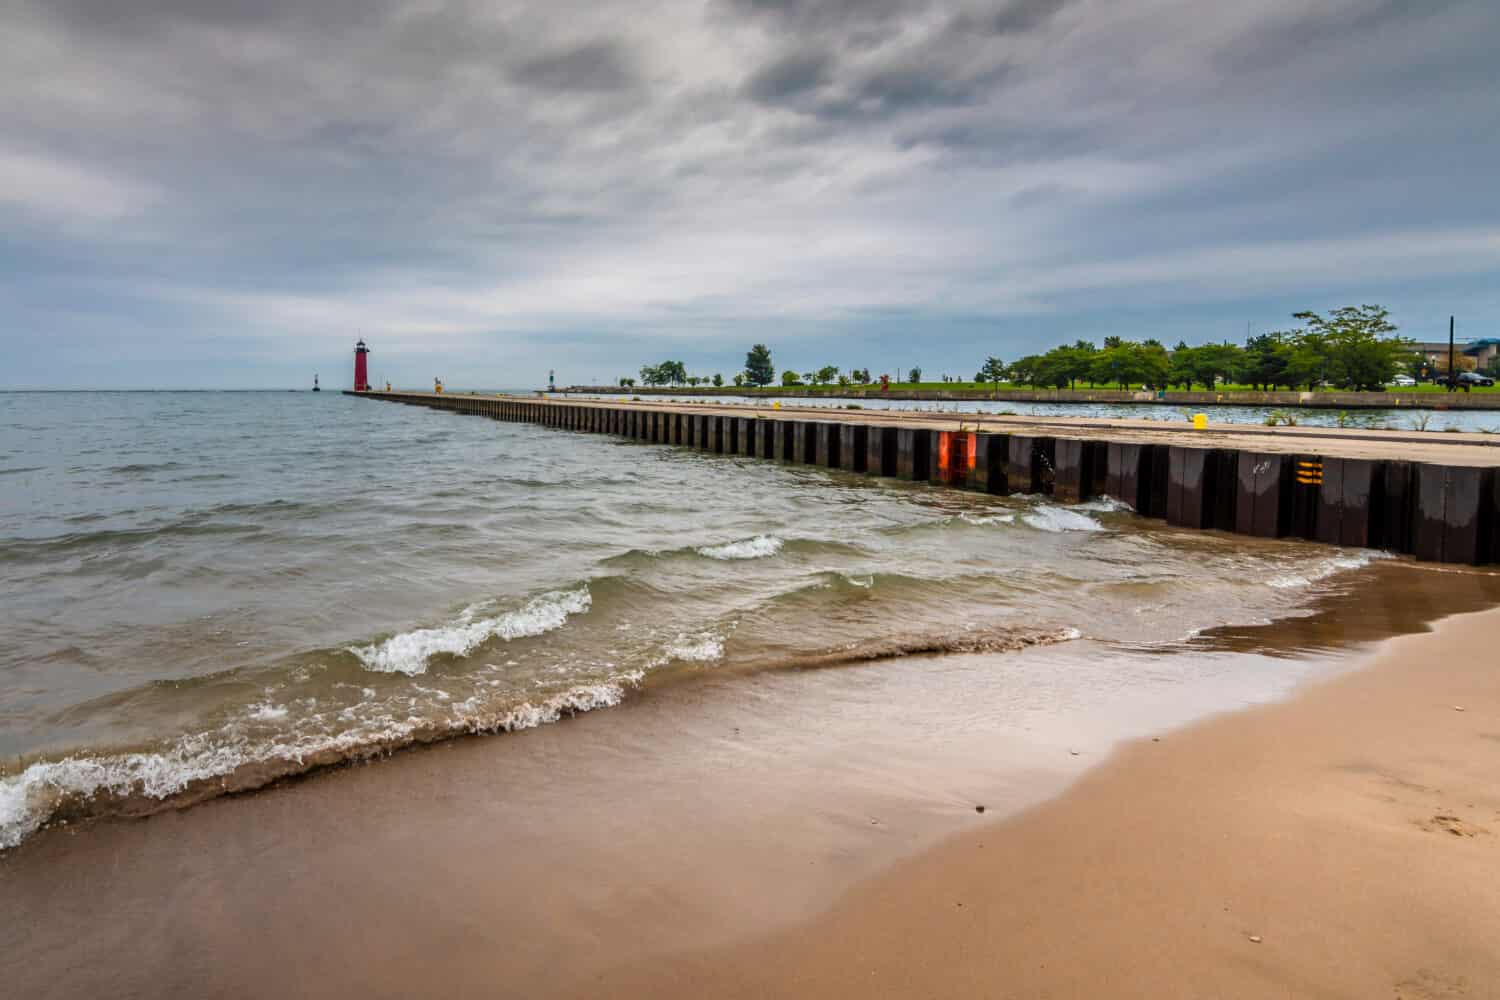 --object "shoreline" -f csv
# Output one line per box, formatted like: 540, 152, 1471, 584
586, 600, 1500, 999
552, 385, 1500, 412
3, 564, 1497, 997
